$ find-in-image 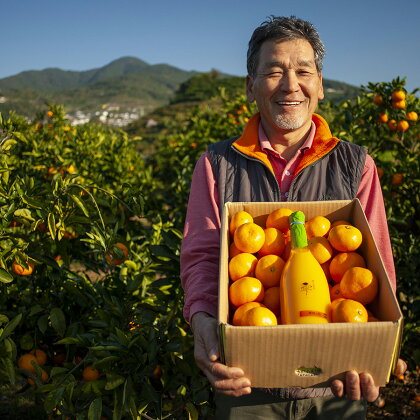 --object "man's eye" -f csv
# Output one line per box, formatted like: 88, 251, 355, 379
267, 72, 282, 77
